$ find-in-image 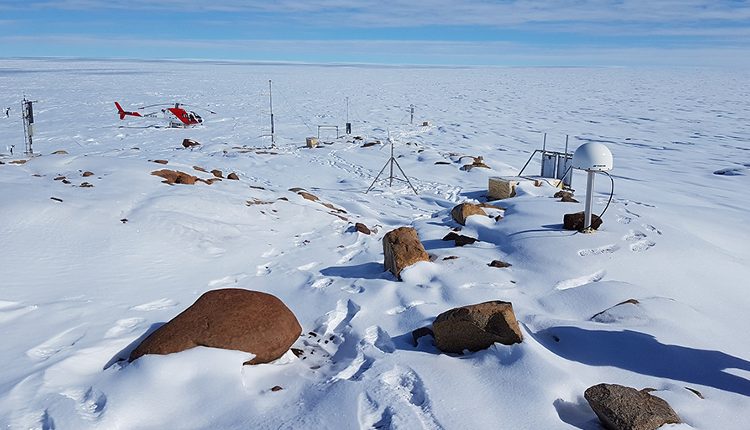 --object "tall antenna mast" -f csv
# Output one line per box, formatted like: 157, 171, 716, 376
268, 80, 275, 146
409, 104, 415, 125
